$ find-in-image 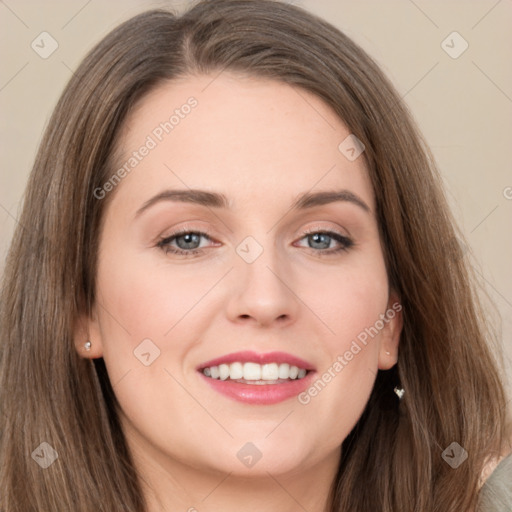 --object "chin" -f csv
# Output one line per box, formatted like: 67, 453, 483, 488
193, 434, 315, 477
